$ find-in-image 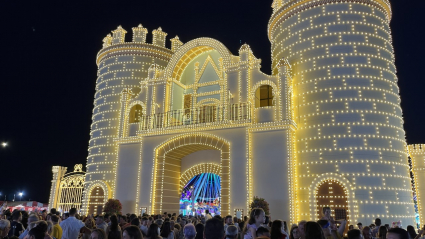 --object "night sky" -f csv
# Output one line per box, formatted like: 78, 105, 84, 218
1, 0, 424, 203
